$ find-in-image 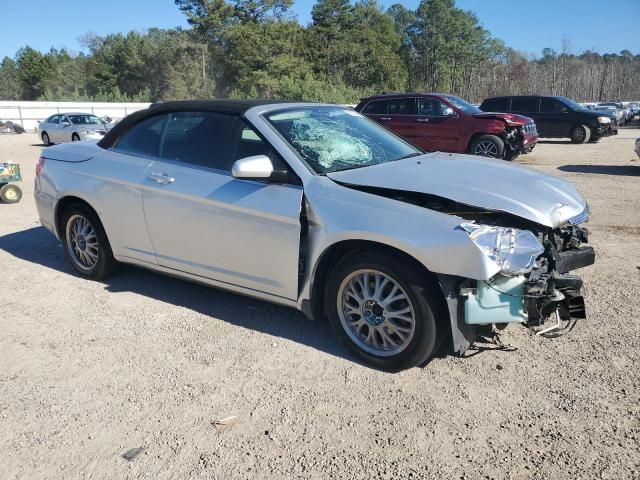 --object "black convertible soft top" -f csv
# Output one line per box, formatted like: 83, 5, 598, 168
97, 99, 290, 149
